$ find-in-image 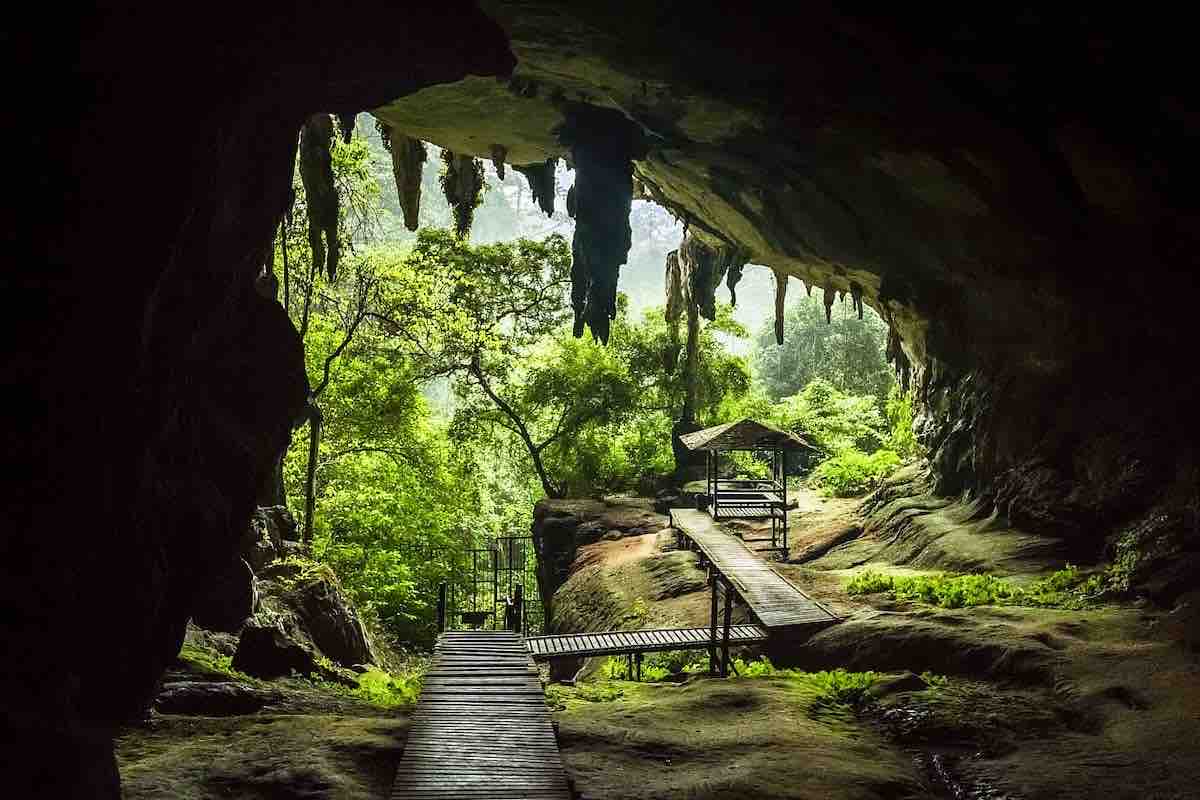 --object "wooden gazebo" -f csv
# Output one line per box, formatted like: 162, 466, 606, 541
679, 418, 816, 556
